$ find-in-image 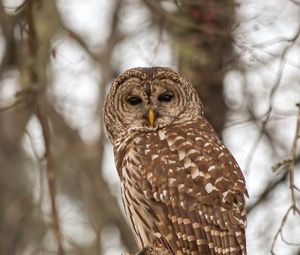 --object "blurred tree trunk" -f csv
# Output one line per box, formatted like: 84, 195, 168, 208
145, 0, 235, 135
0, 1, 137, 254
0, 104, 46, 254
175, 1, 235, 136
